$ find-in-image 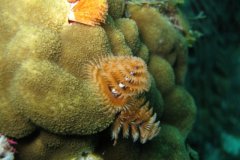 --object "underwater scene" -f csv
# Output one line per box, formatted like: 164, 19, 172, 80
0, 0, 239, 159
